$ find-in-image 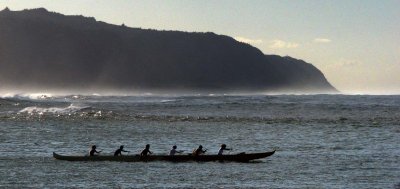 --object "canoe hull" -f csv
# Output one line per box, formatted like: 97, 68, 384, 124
53, 151, 275, 162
